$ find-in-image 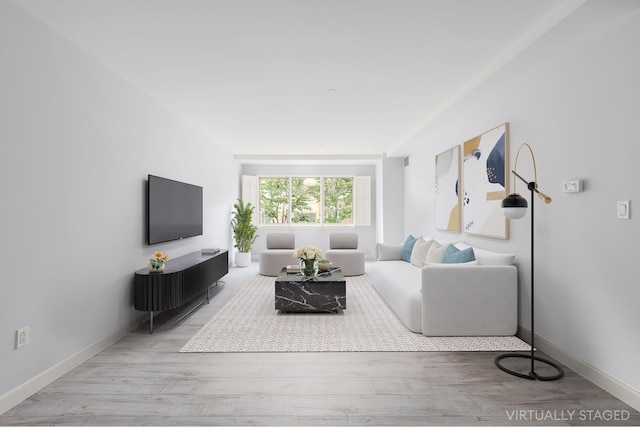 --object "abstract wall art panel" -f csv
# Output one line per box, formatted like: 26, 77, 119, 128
462, 123, 510, 239
435, 145, 461, 232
